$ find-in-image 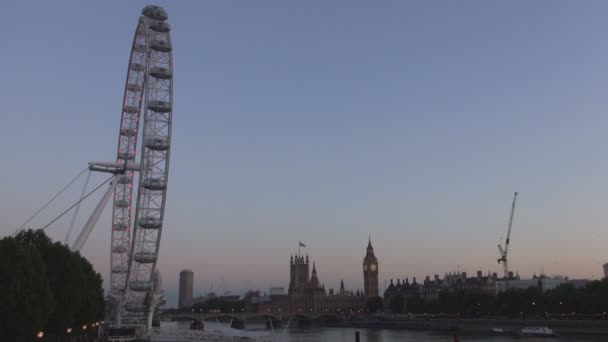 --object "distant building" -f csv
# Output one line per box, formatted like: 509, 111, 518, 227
251, 295, 272, 304
495, 274, 566, 294
219, 295, 241, 302
567, 279, 590, 289
363, 238, 379, 298
288, 253, 310, 297
269, 287, 285, 296
384, 277, 422, 312
179, 269, 194, 309
247, 240, 374, 313
192, 296, 208, 305
603, 263, 608, 279
289, 257, 326, 312
384, 270, 498, 312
